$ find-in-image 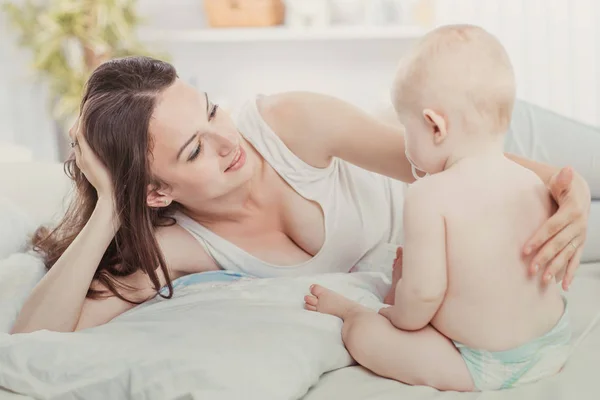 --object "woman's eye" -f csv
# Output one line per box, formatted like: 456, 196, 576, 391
188, 142, 201, 161
209, 104, 218, 120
